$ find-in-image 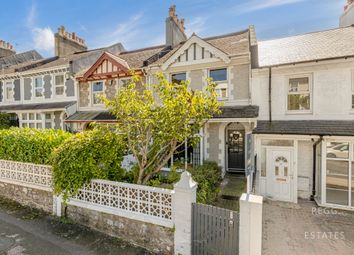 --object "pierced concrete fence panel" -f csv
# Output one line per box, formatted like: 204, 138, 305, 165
0, 159, 53, 212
